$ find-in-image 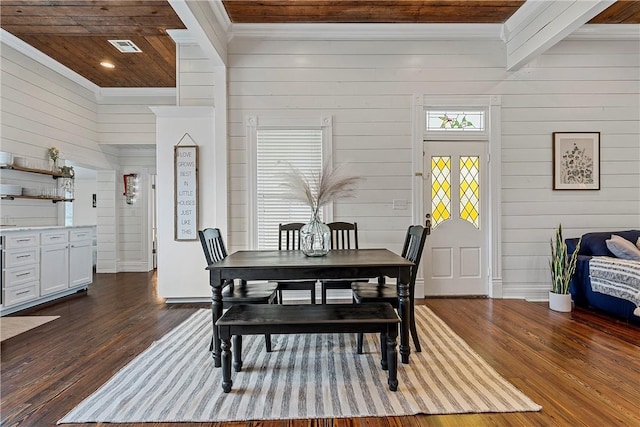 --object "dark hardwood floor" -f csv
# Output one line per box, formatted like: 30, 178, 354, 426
1, 272, 639, 426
